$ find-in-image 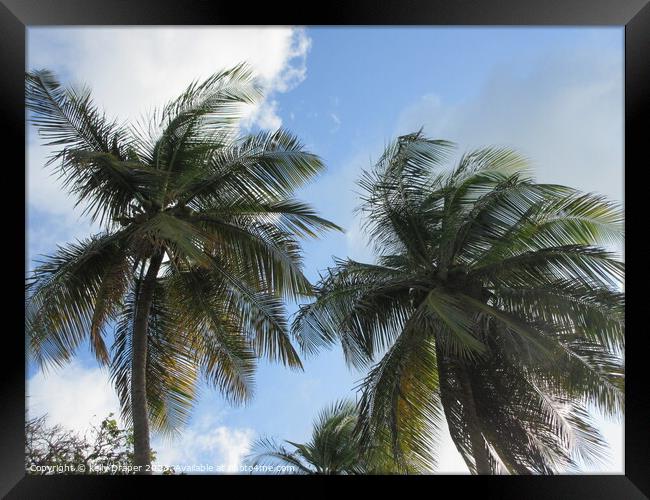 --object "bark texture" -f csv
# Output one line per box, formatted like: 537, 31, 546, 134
131, 252, 163, 474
